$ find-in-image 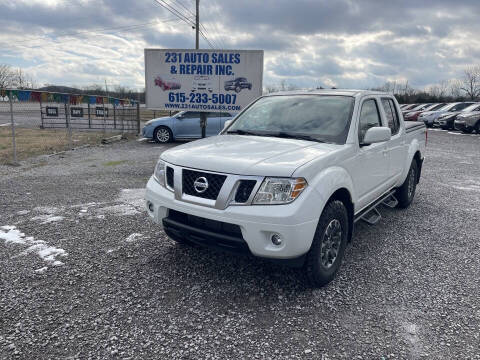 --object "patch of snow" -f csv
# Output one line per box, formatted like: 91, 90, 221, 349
126, 233, 146, 242
96, 189, 145, 217
97, 204, 140, 216
34, 267, 48, 274
0, 225, 68, 269
16, 210, 30, 215
33, 206, 62, 214
31, 215, 65, 224
118, 188, 145, 210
